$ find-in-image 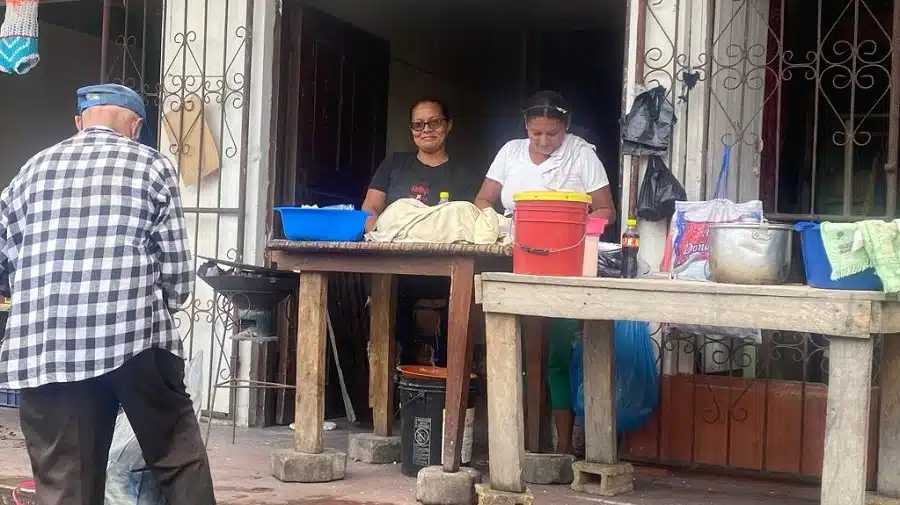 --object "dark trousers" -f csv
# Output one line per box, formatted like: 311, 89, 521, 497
19, 348, 216, 505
